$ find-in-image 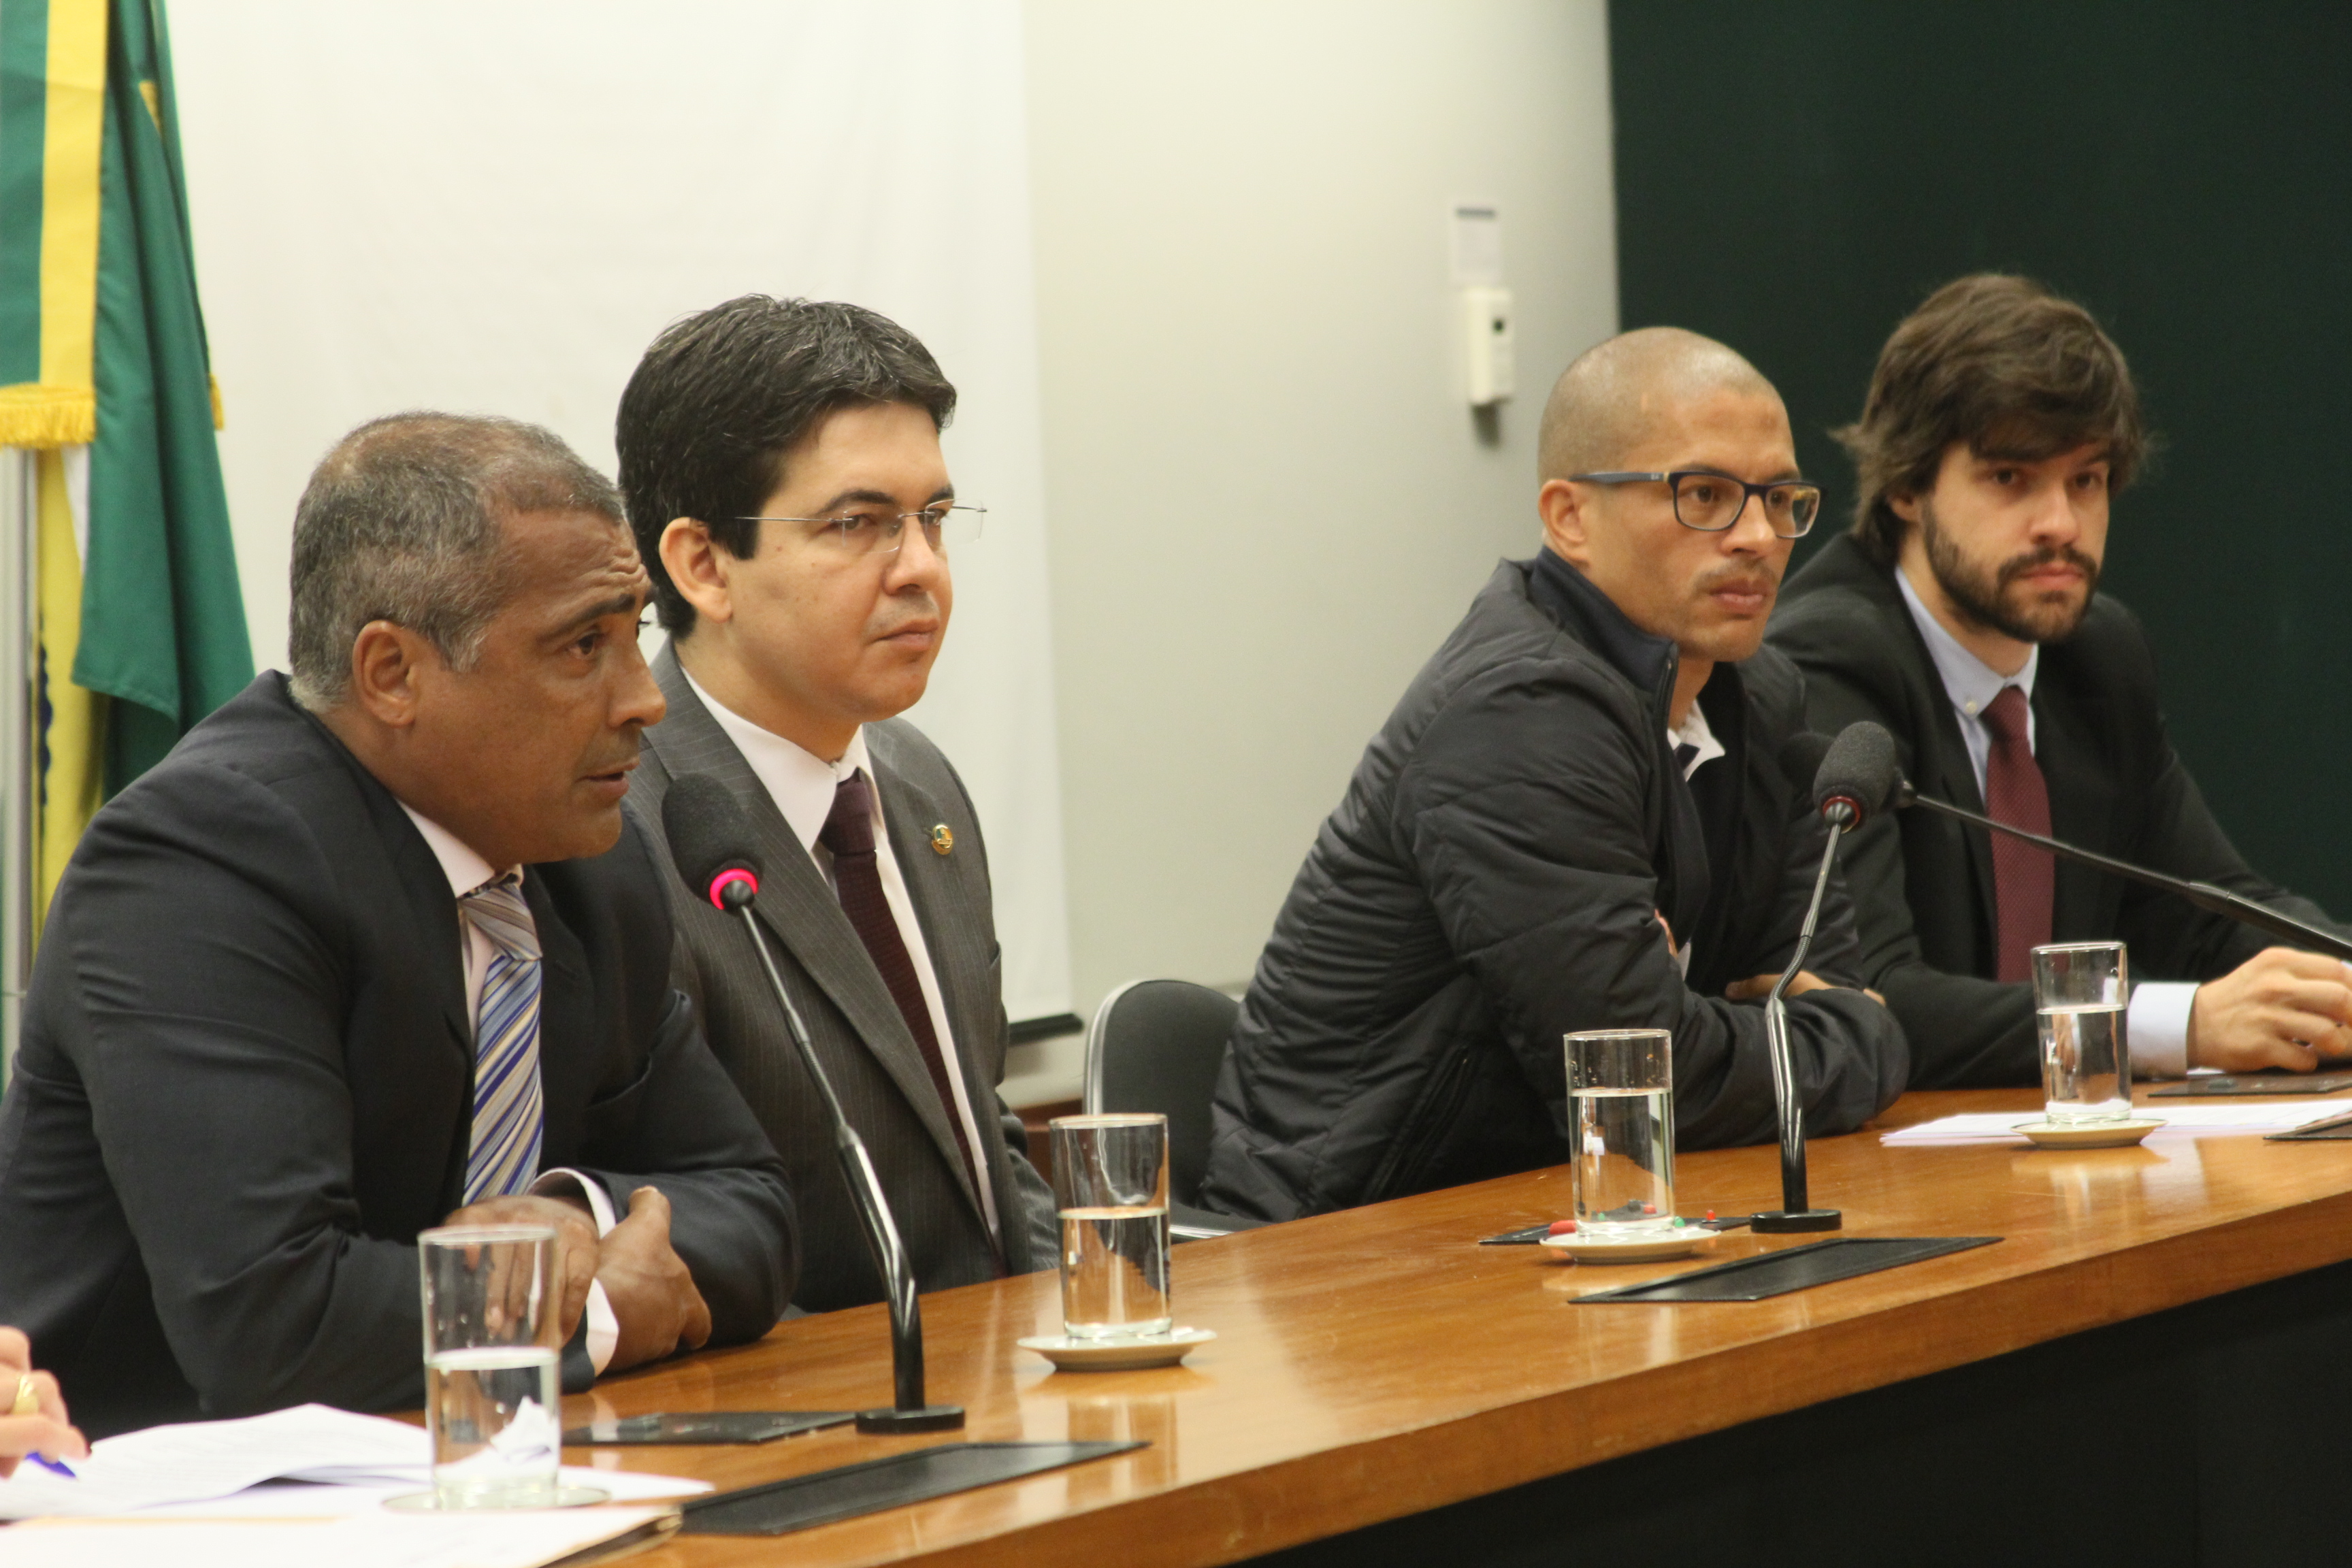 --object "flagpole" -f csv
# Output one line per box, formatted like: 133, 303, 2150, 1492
0, 448, 31, 1083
